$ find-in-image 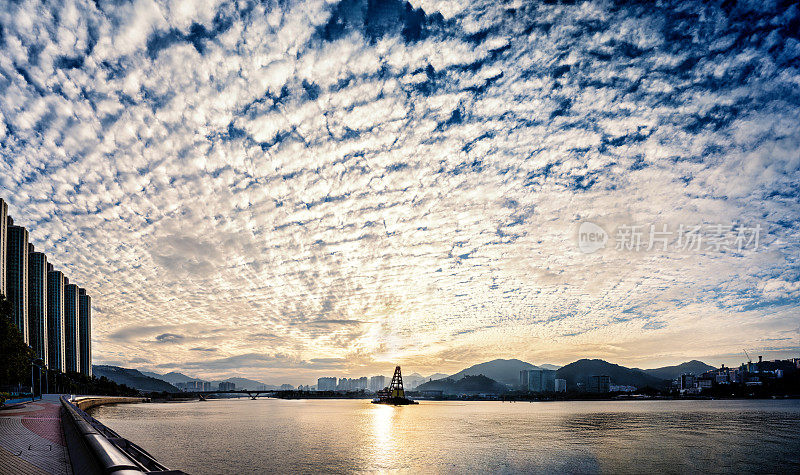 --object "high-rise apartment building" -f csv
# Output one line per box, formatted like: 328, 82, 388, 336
520, 369, 557, 392
2, 197, 93, 376
28, 246, 49, 366
0, 198, 7, 296
78, 288, 92, 376
7, 217, 29, 343
317, 377, 337, 391
369, 375, 386, 392
64, 282, 80, 373
47, 268, 66, 372
588, 375, 611, 393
